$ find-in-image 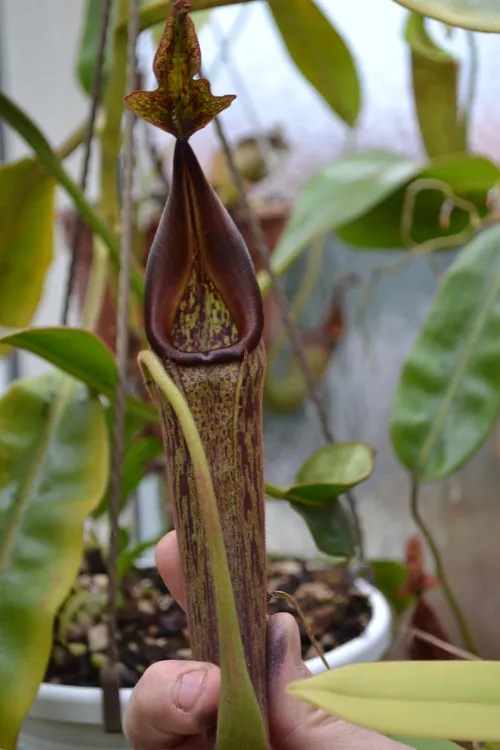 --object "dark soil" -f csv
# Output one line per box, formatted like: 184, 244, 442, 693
44, 553, 371, 688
